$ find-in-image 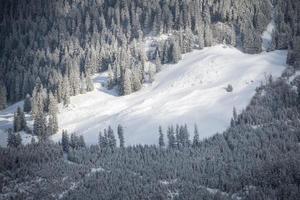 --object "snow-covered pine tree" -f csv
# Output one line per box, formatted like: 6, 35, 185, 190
33, 112, 47, 139
62, 75, 71, 106
121, 68, 132, 95
31, 78, 45, 118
